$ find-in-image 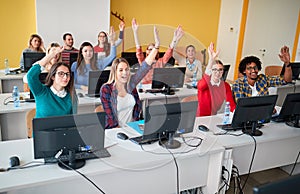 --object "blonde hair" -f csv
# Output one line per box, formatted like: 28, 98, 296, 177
47, 43, 62, 63
107, 57, 131, 85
